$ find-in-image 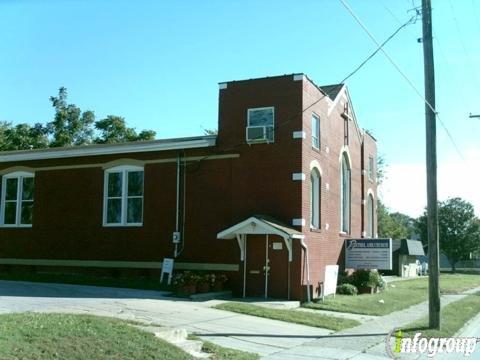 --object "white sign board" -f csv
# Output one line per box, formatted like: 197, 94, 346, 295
161, 258, 174, 285
345, 238, 392, 270
323, 265, 339, 299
